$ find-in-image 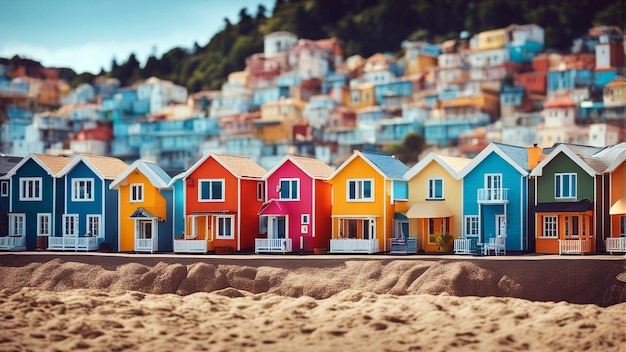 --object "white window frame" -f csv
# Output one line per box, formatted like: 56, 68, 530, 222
9, 214, 25, 236
62, 214, 79, 237
542, 216, 558, 238
198, 179, 225, 202
215, 215, 234, 239
87, 214, 101, 237
301, 214, 310, 225
257, 182, 264, 201
0, 180, 8, 197
427, 178, 444, 200
278, 178, 300, 201
19, 177, 42, 201
37, 213, 51, 236
72, 178, 94, 201
555, 173, 577, 199
130, 183, 144, 202
464, 216, 479, 237
346, 178, 374, 202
